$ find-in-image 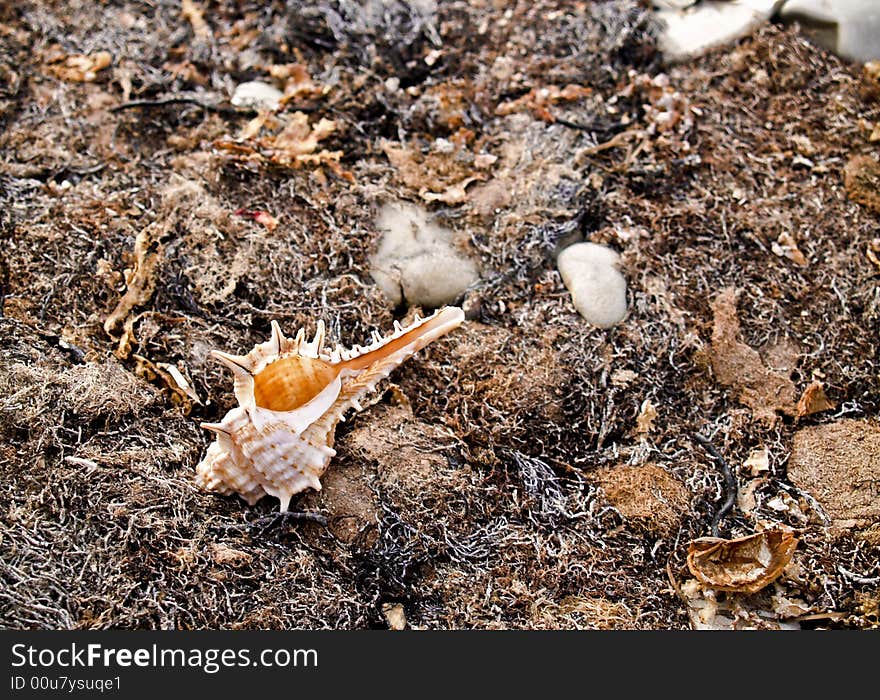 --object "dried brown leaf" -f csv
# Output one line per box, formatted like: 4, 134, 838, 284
271, 63, 328, 102
215, 111, 352, 180
772, 231, 807, 266
133, 354, 197, 414
743, 446, 770, 476
209, 543, 253, 568
796, 381, 835, 418
381, 603, 407, 631
383, 140, 487, 204
709, 287, 798, 423
687, 528, 798, 594
421, 176, 482, 204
